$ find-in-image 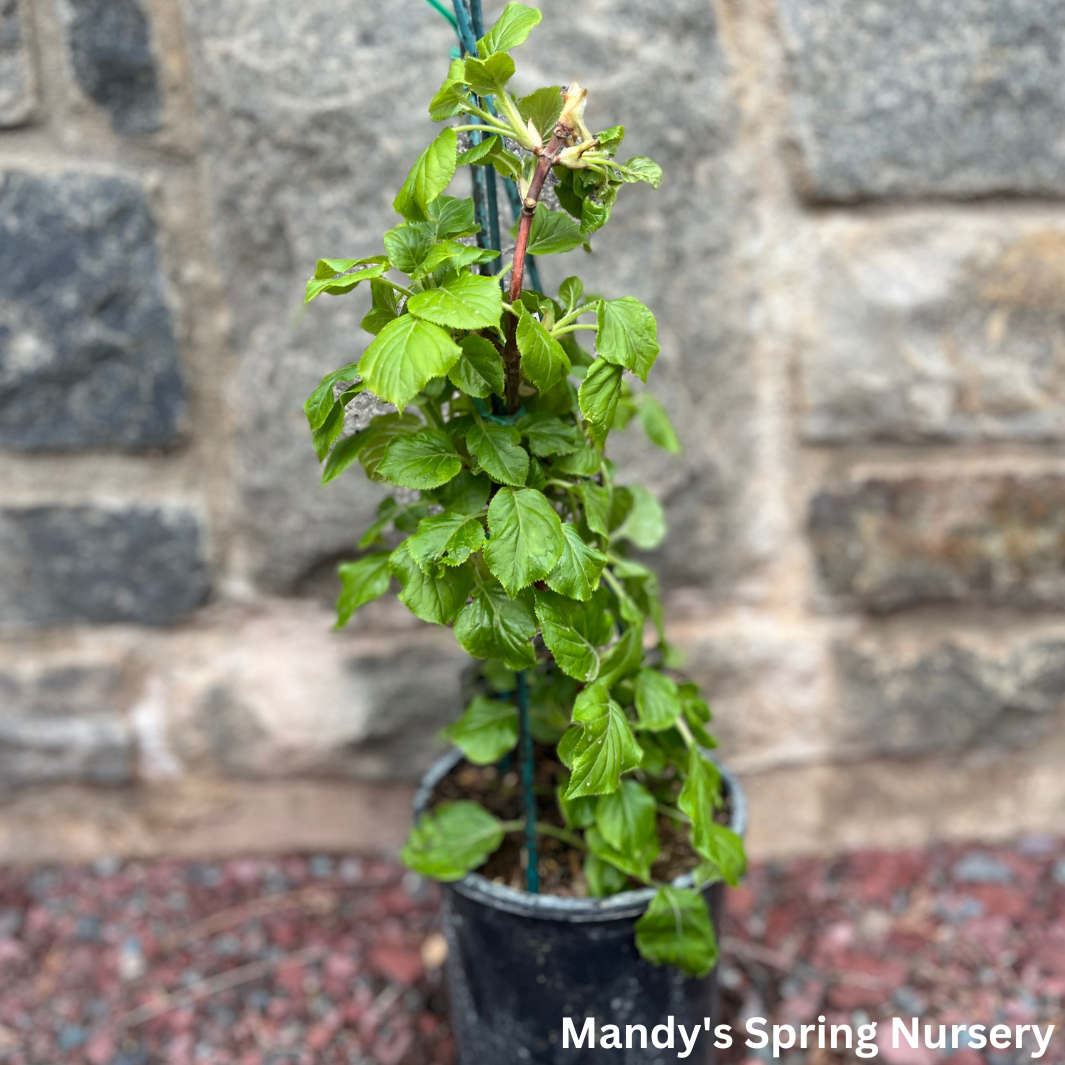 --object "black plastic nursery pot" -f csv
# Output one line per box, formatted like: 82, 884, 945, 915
414, 749, 747, 1065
